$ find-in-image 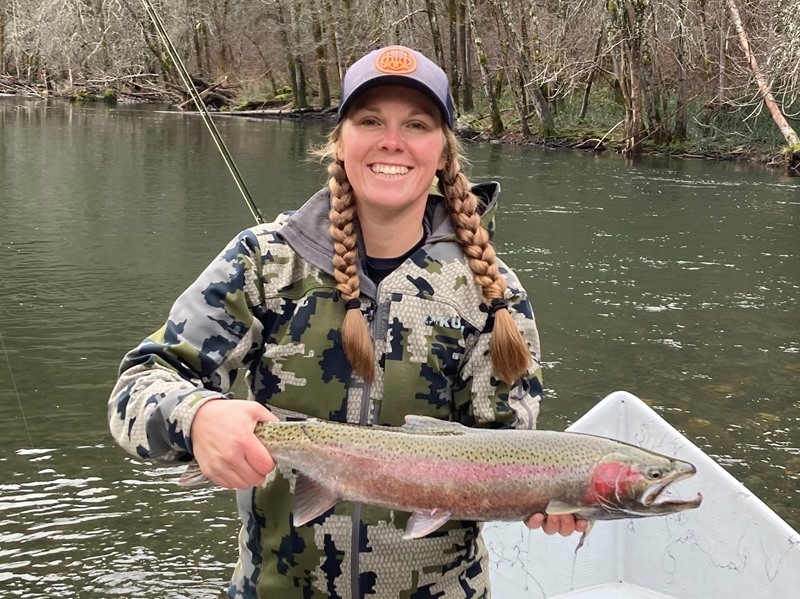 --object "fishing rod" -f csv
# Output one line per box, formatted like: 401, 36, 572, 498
139, 0, 264, 225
